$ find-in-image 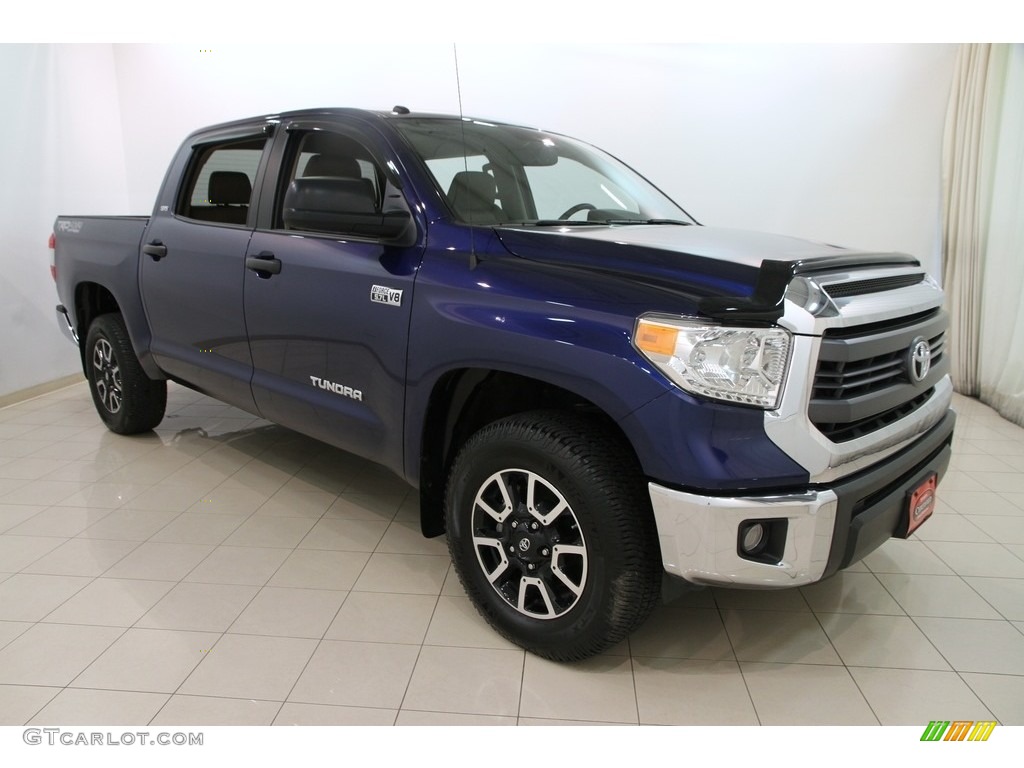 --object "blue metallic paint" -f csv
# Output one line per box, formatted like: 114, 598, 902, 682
402, 225, 807, 491
140, 217, 259, 413
244, 229, 424, 476
59, 109, 834, 500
